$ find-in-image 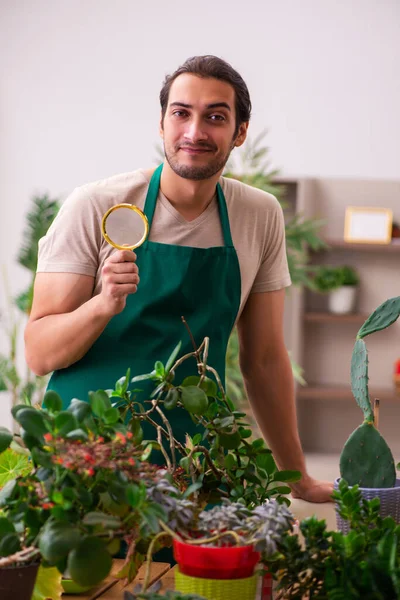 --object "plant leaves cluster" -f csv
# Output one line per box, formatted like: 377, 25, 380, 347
268, 479, 400, 599
109, 340, 301, 508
